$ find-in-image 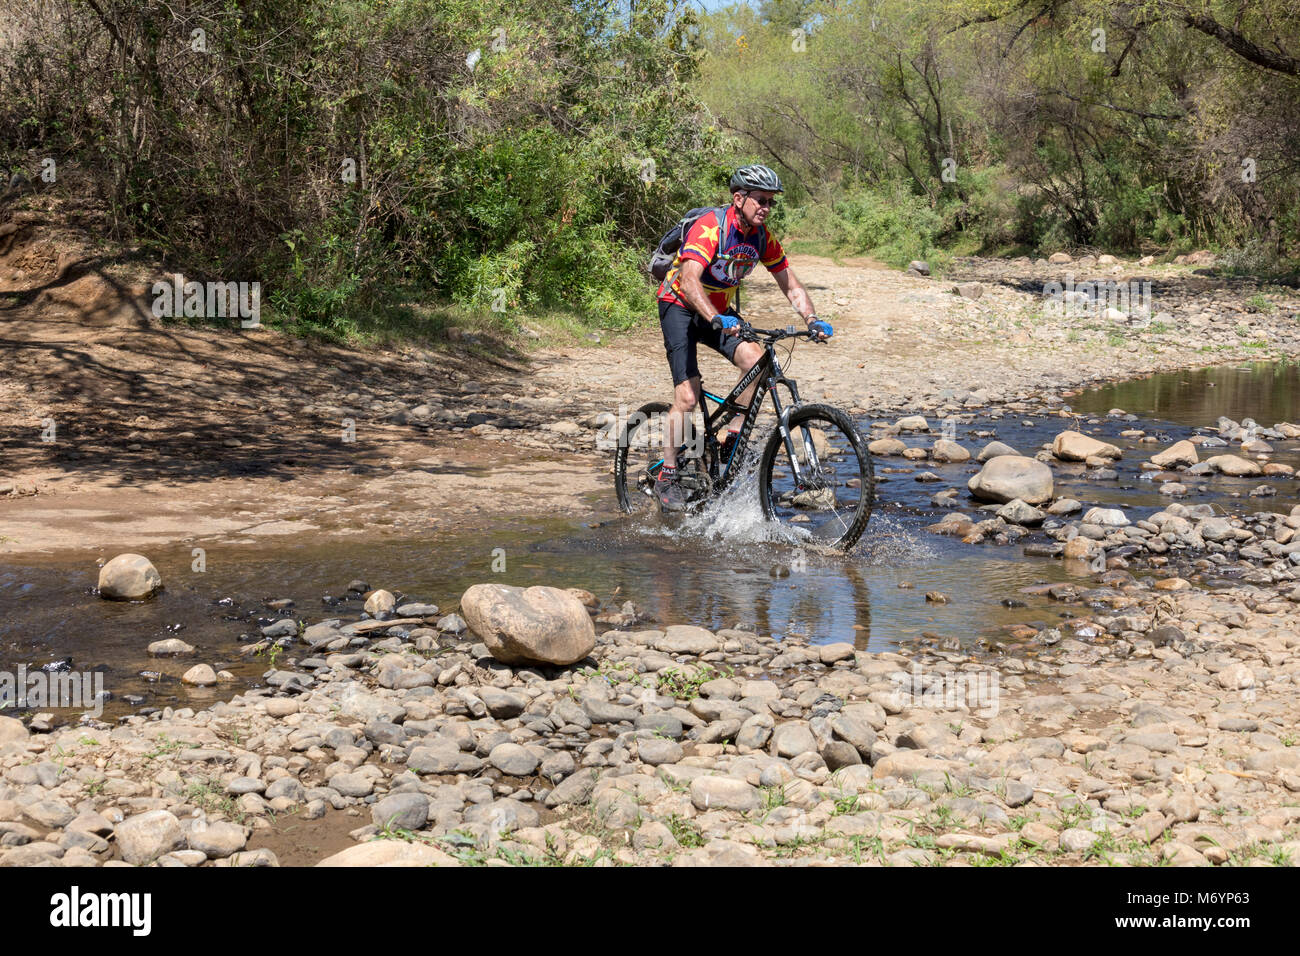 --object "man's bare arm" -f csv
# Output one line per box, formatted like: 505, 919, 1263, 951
773, 267, 817, 324
678, 260, 725, 325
